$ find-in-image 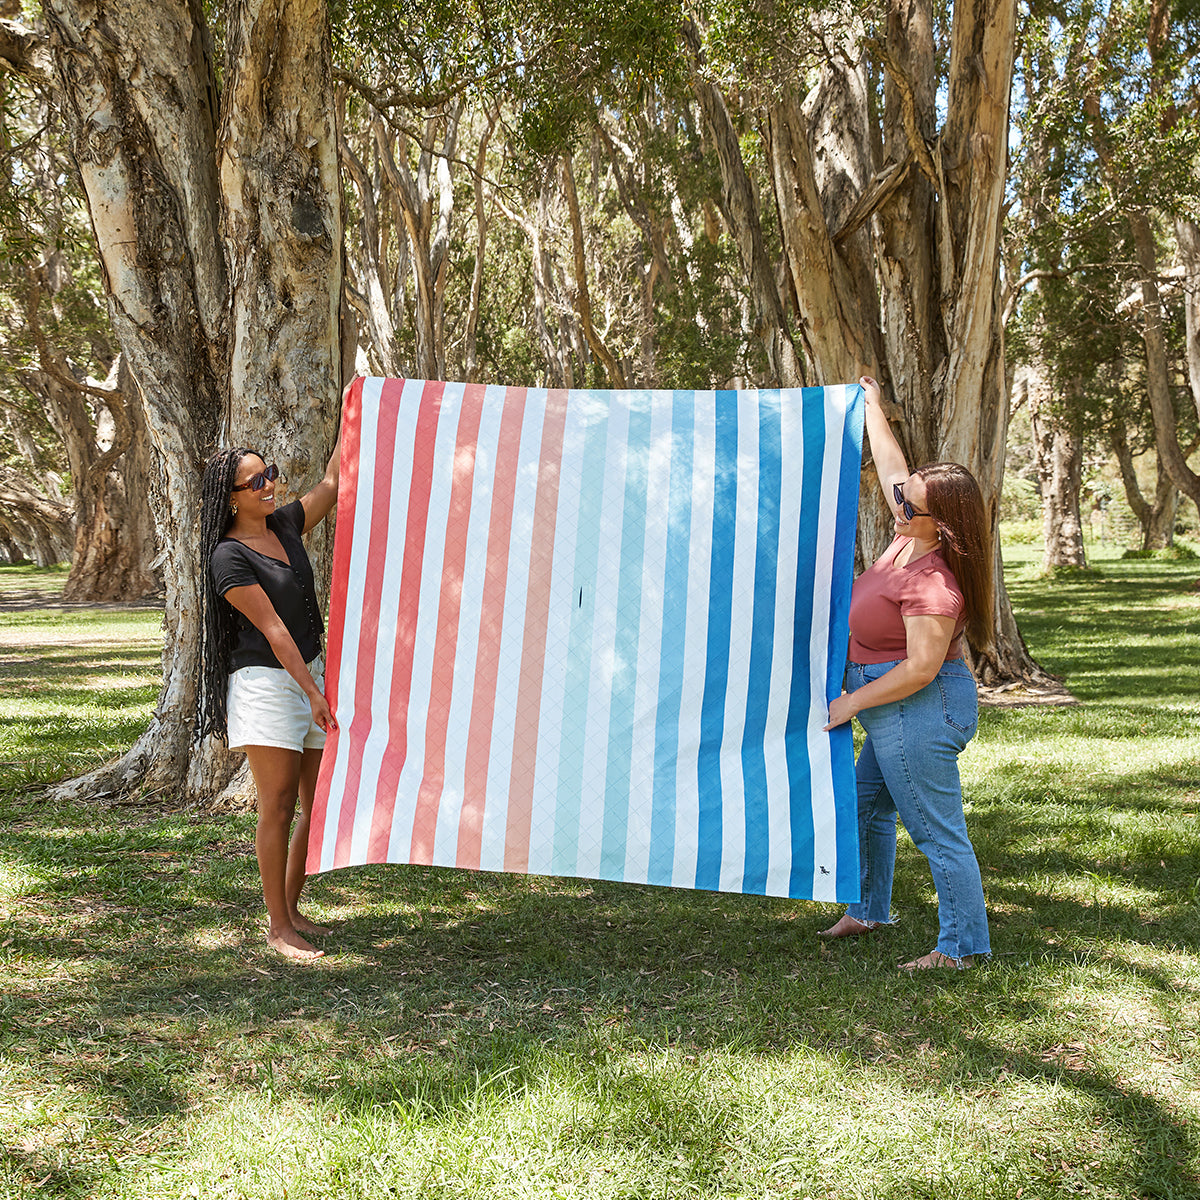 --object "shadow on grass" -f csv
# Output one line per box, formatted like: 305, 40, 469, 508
1, 797, 1198, 1196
